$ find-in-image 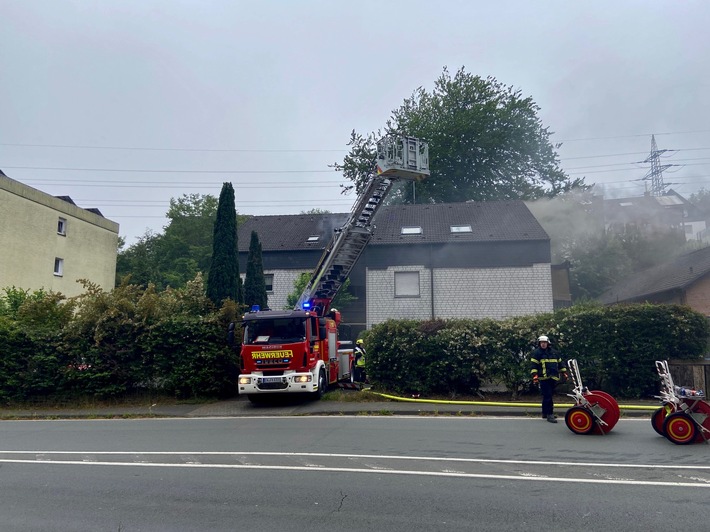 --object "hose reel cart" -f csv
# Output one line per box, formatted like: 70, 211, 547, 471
652, 360, 709, 445
564, 359, 621, 435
